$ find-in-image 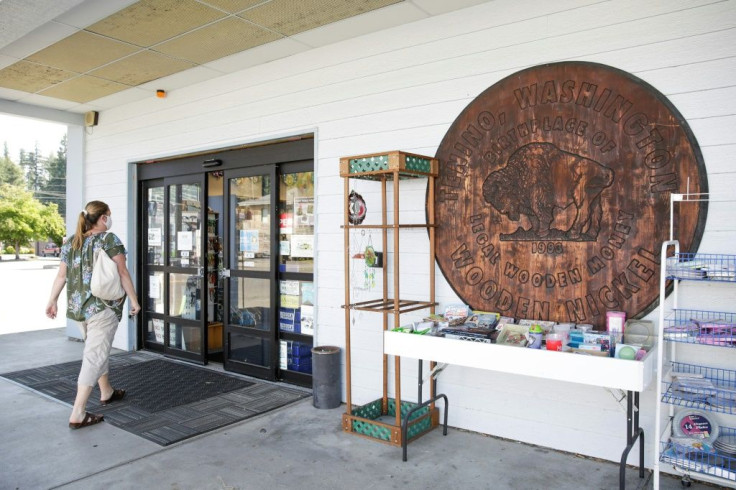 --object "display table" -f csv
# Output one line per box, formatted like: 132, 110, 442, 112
384, 331, 658, 489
